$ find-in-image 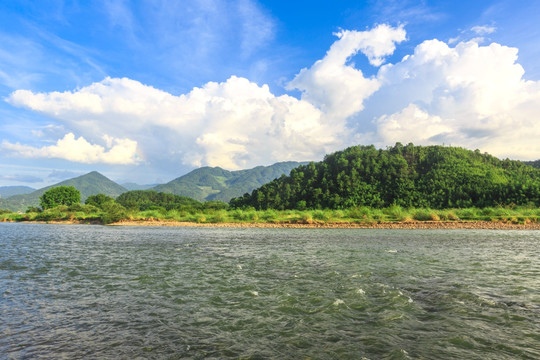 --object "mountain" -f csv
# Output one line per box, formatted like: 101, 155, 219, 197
0, 186, 35, 198
230, 144, 540, 210
151, 161, 306, 202
524, 160, 540, 169
0, 171, 127, 212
